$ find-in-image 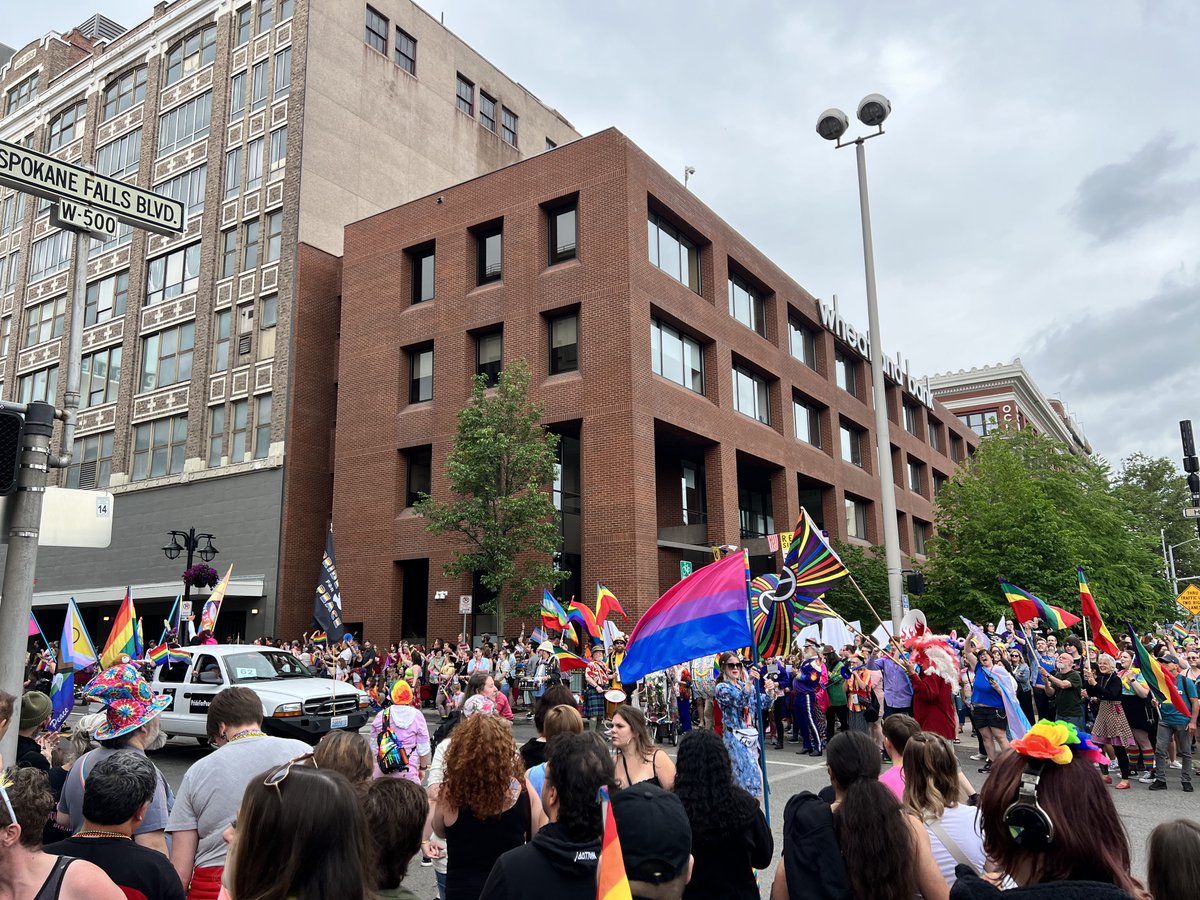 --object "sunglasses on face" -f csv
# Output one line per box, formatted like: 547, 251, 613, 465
726, 662, 743, 670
